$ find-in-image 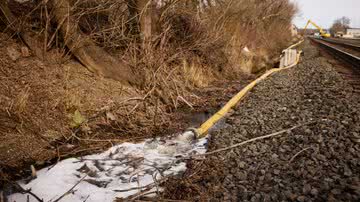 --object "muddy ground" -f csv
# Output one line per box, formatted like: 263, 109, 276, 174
163, 40, 360, 201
